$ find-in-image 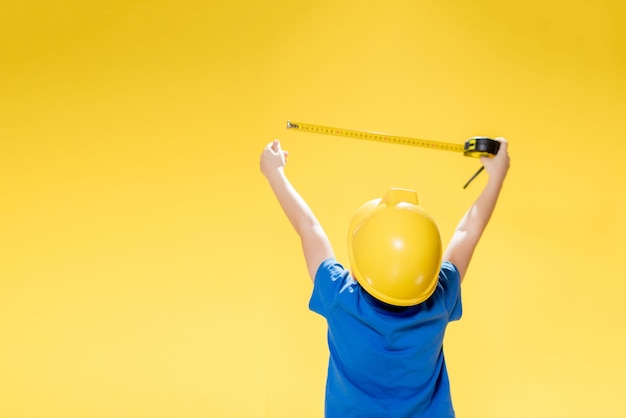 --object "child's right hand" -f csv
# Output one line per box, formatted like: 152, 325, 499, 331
260, 139, 289, 179
480, 137, 510, 181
